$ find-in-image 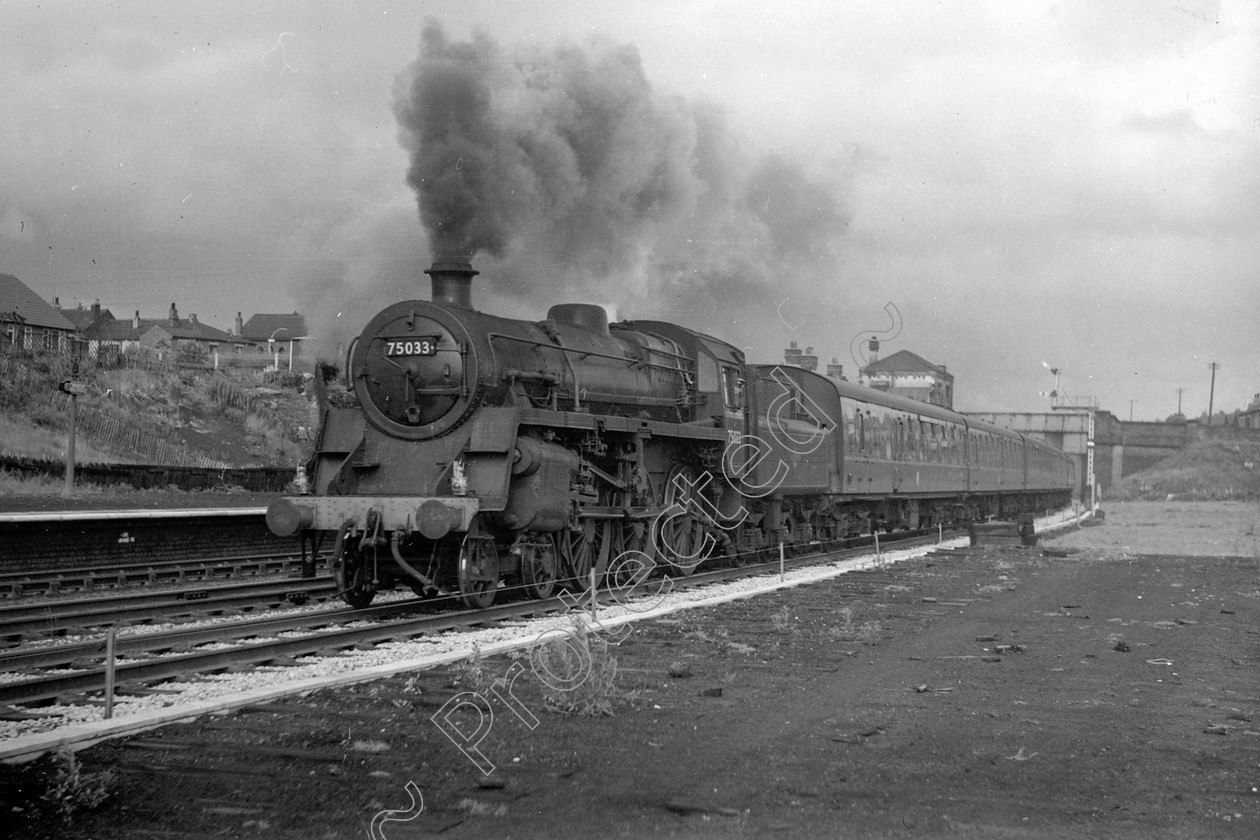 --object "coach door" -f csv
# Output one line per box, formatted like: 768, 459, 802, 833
892, 416, 906, 492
